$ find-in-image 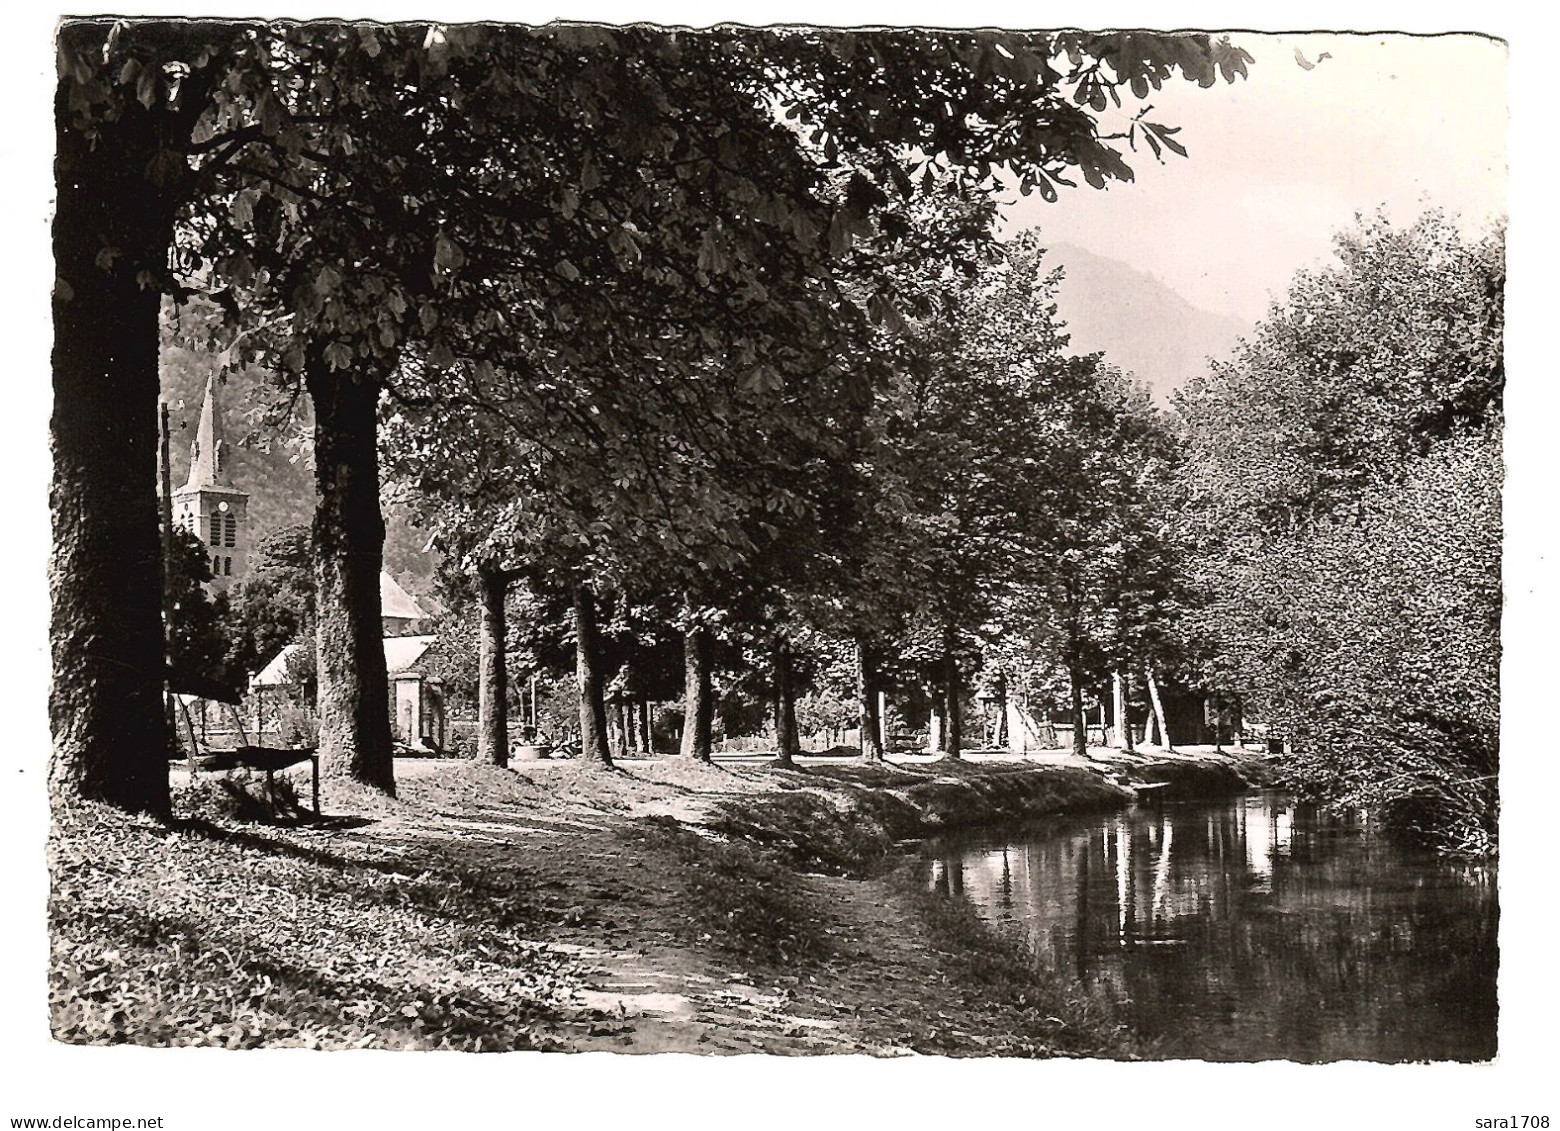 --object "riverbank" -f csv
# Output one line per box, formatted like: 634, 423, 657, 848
50, 749, 1264, 1054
